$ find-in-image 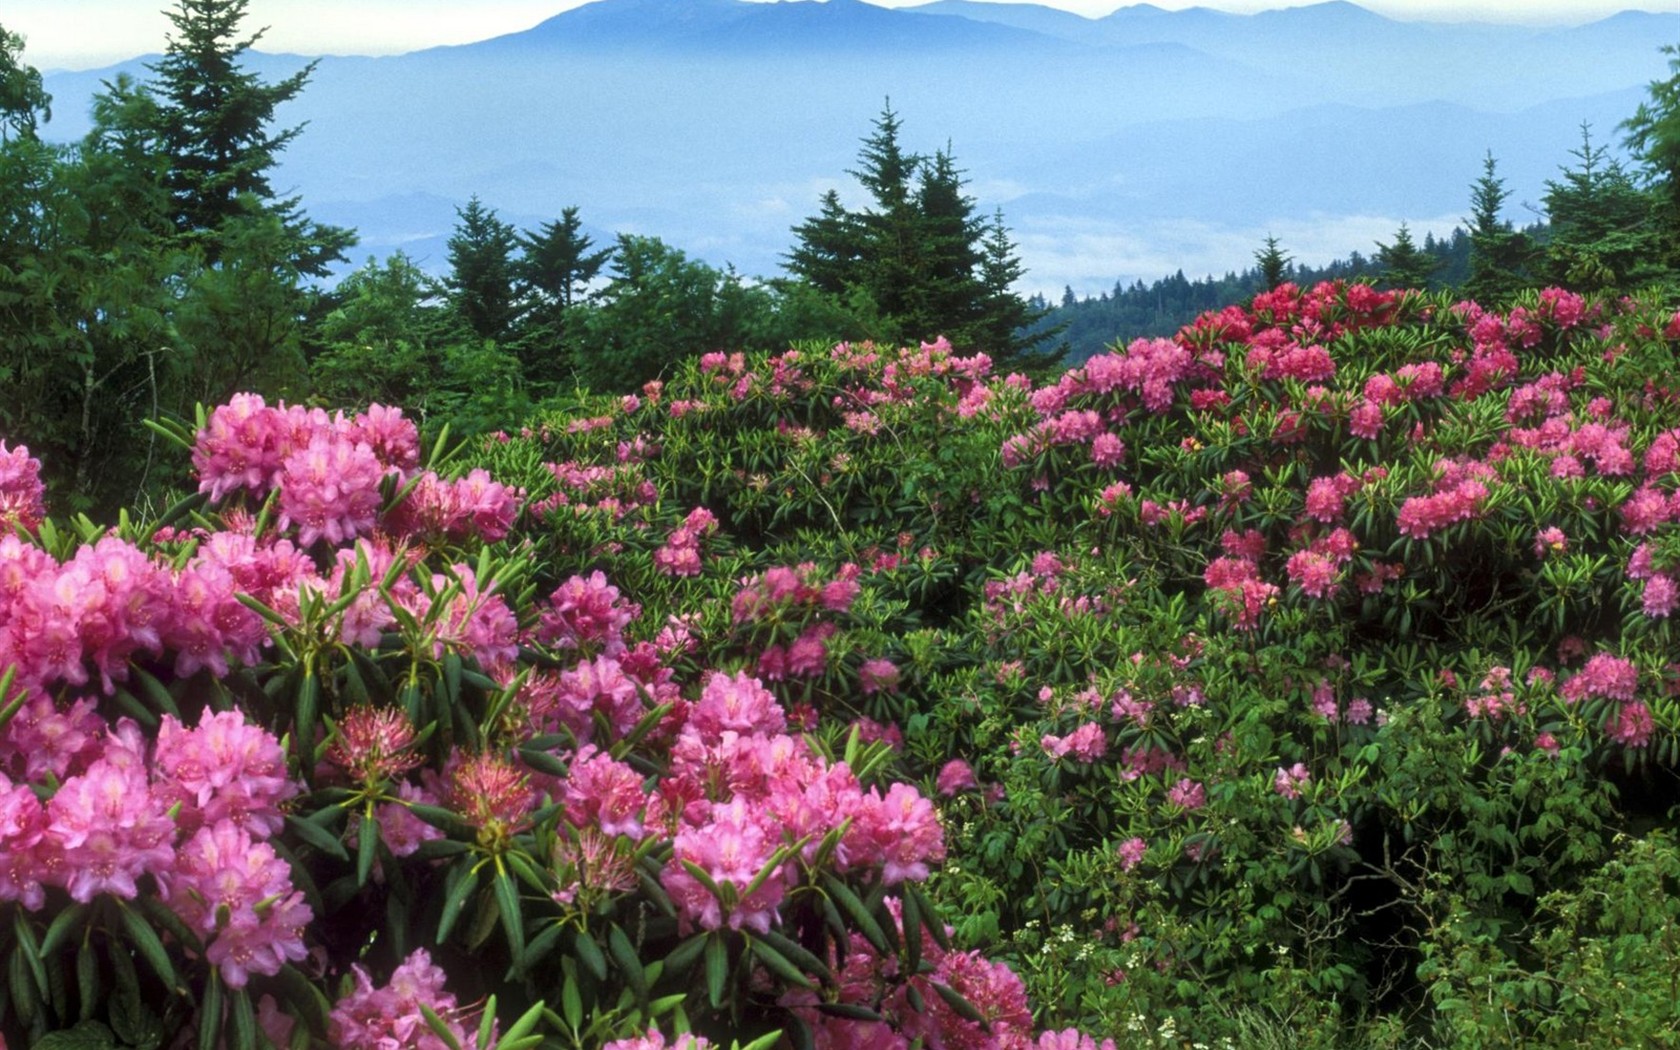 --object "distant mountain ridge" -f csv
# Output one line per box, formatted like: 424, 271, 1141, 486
36, 0, 1679, 296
